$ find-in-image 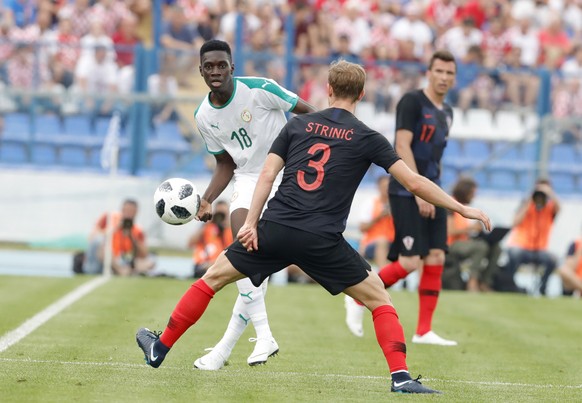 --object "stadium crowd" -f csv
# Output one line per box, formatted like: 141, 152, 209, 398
0, 0, 582, 123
